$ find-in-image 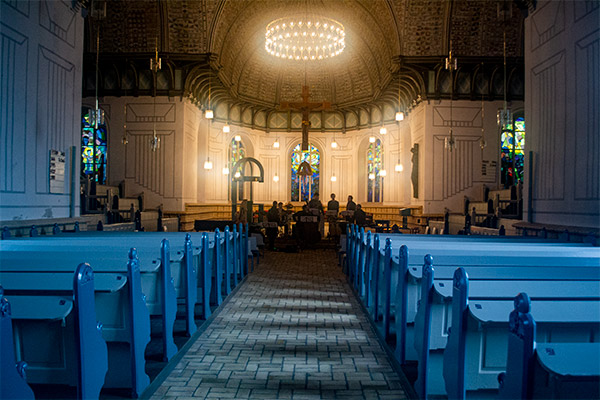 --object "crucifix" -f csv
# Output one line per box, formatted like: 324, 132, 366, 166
280, 85, 331, 151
